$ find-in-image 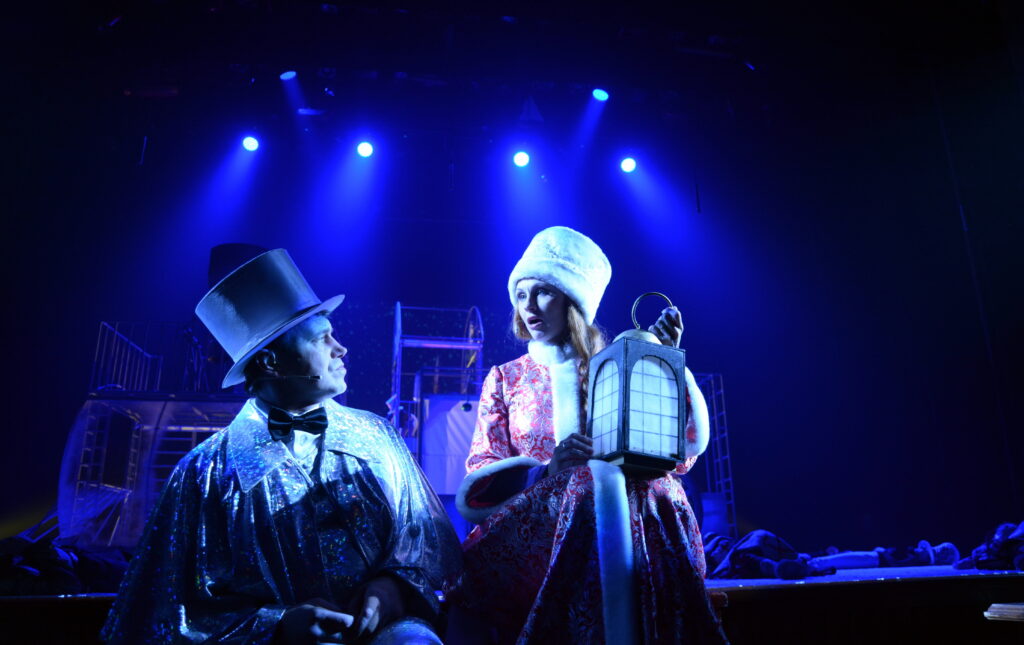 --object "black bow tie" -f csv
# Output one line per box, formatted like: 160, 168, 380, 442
267, 406, 329, 442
